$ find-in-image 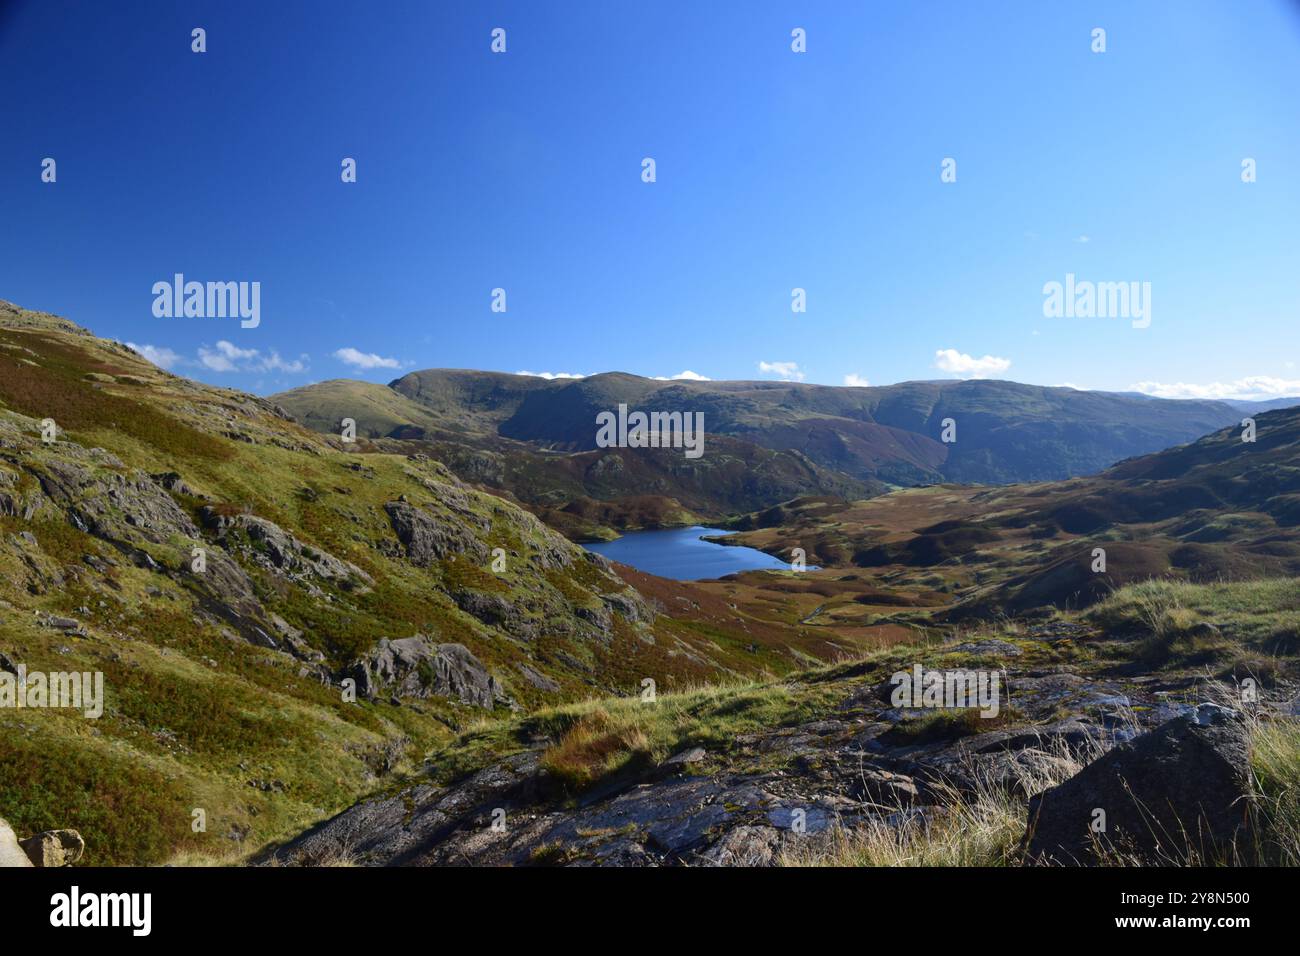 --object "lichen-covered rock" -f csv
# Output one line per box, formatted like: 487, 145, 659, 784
19, 829, 84, 867
201, 509, 371, 588
38, 461, 200, 544
350, 636, 508, 708
384, 500, 489, 565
